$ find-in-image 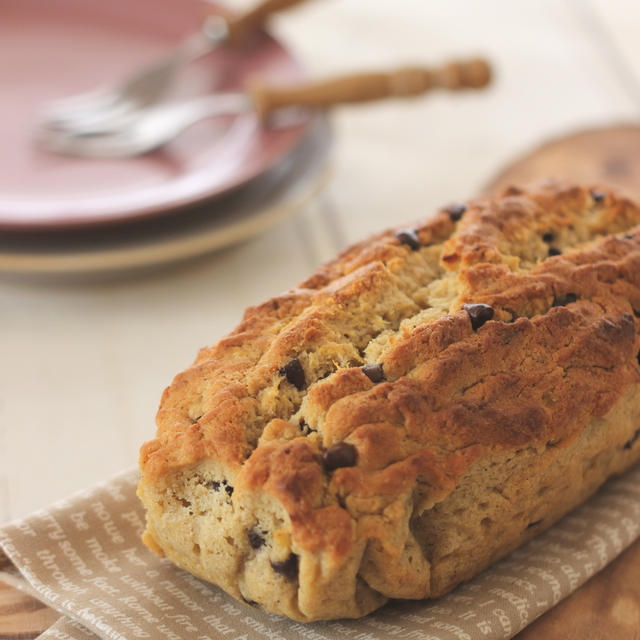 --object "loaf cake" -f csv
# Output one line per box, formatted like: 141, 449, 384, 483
138, 182, 640, 621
